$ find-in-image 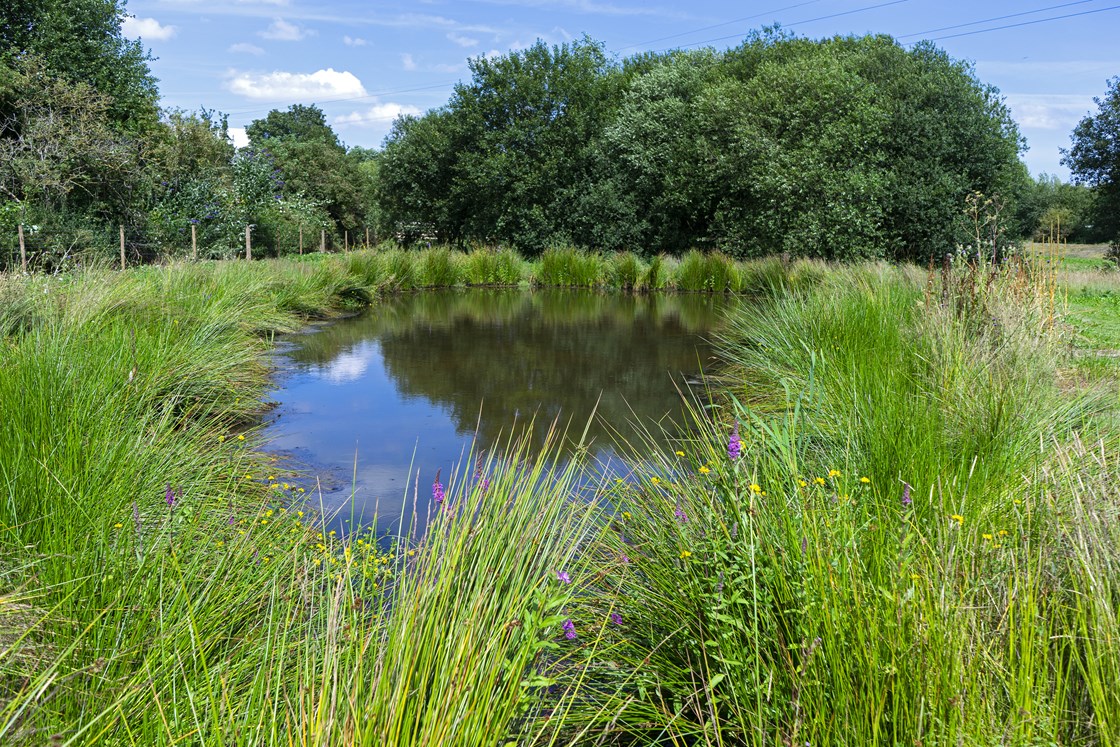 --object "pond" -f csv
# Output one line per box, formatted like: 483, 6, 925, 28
264, 288, 737, 534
